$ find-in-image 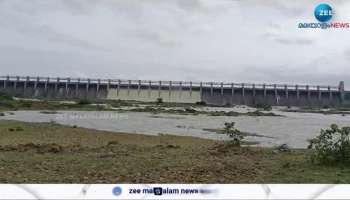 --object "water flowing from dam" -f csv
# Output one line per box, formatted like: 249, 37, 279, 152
1, 107, 349, 148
